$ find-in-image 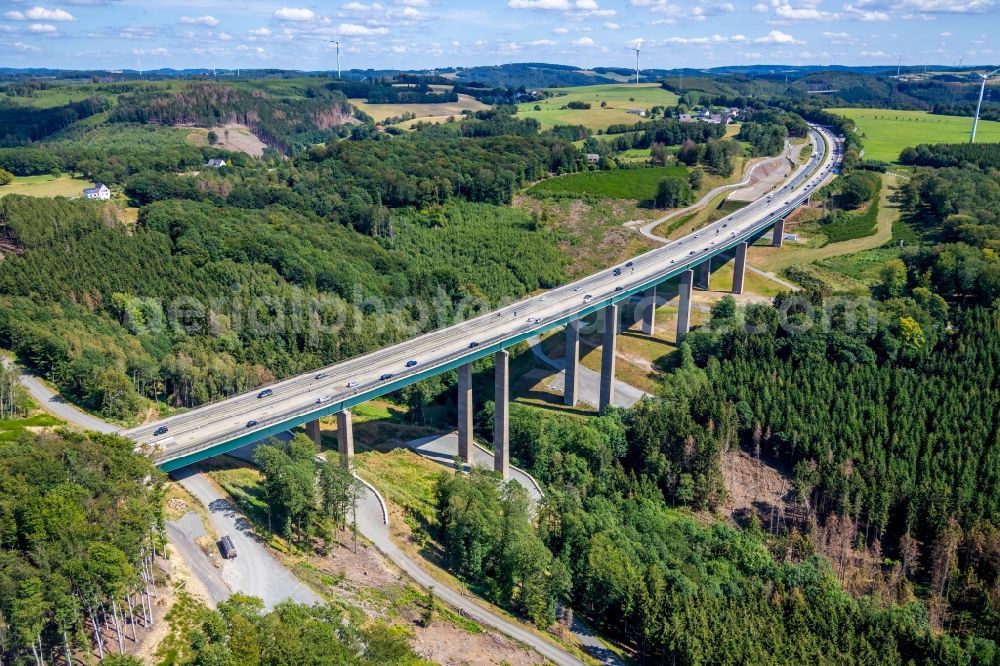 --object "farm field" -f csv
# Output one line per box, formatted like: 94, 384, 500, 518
0, 173, 91, 198
528, 165, 687, 201
517, 83, 679, 130
351, 93, 489, 123
830, 108, 1000, 161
